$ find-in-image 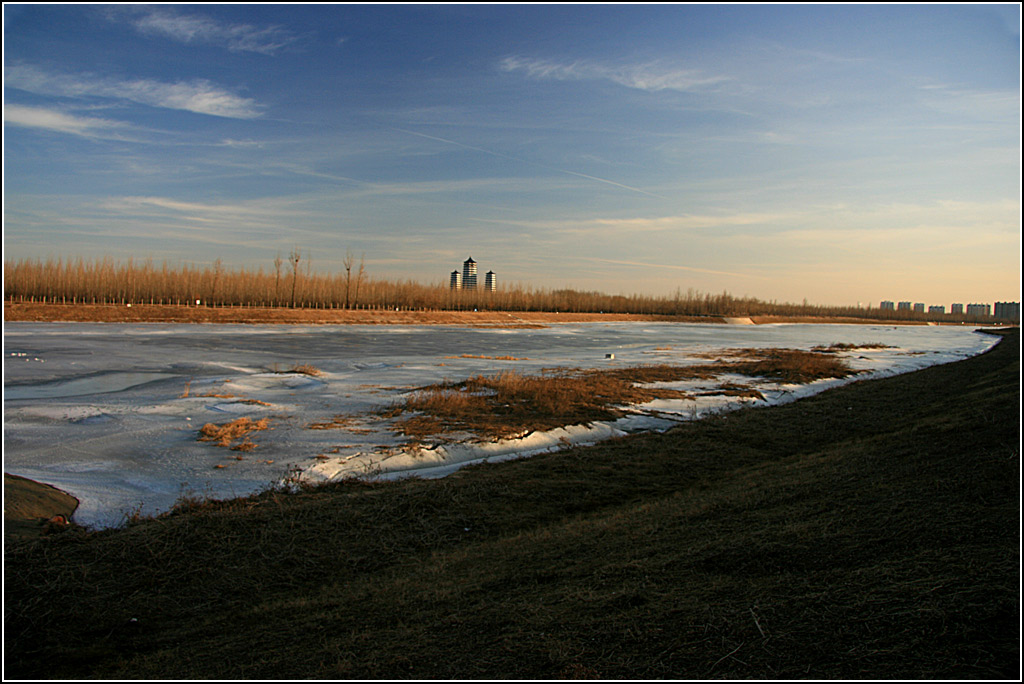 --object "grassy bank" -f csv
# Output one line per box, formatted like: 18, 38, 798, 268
4, 330, 1019, 679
